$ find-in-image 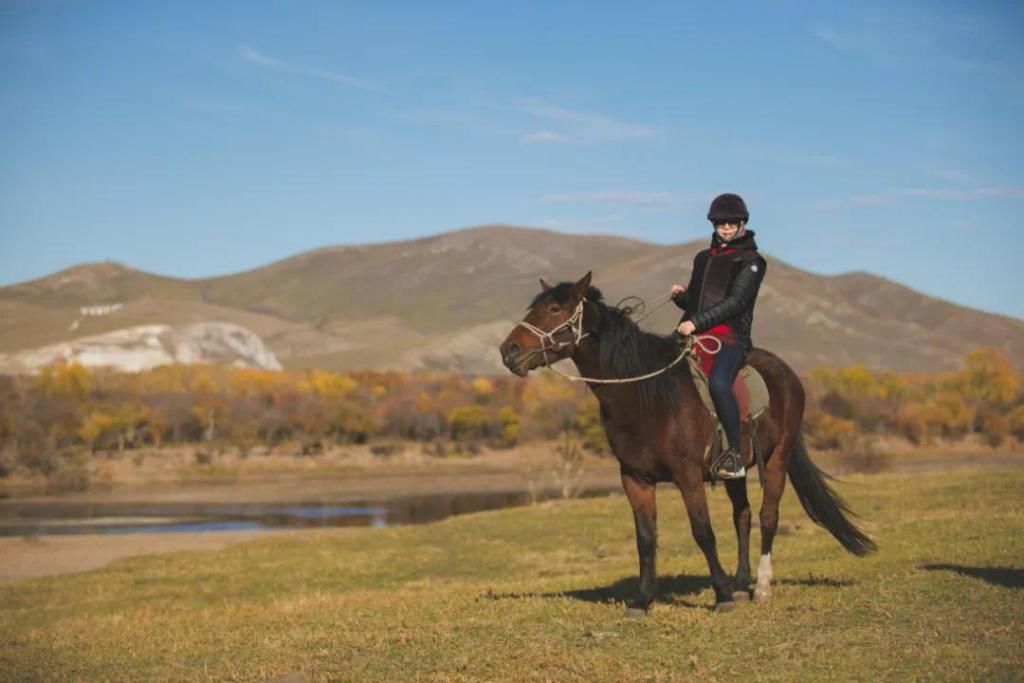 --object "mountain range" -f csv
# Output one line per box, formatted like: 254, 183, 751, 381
1, 225, 1021, 374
